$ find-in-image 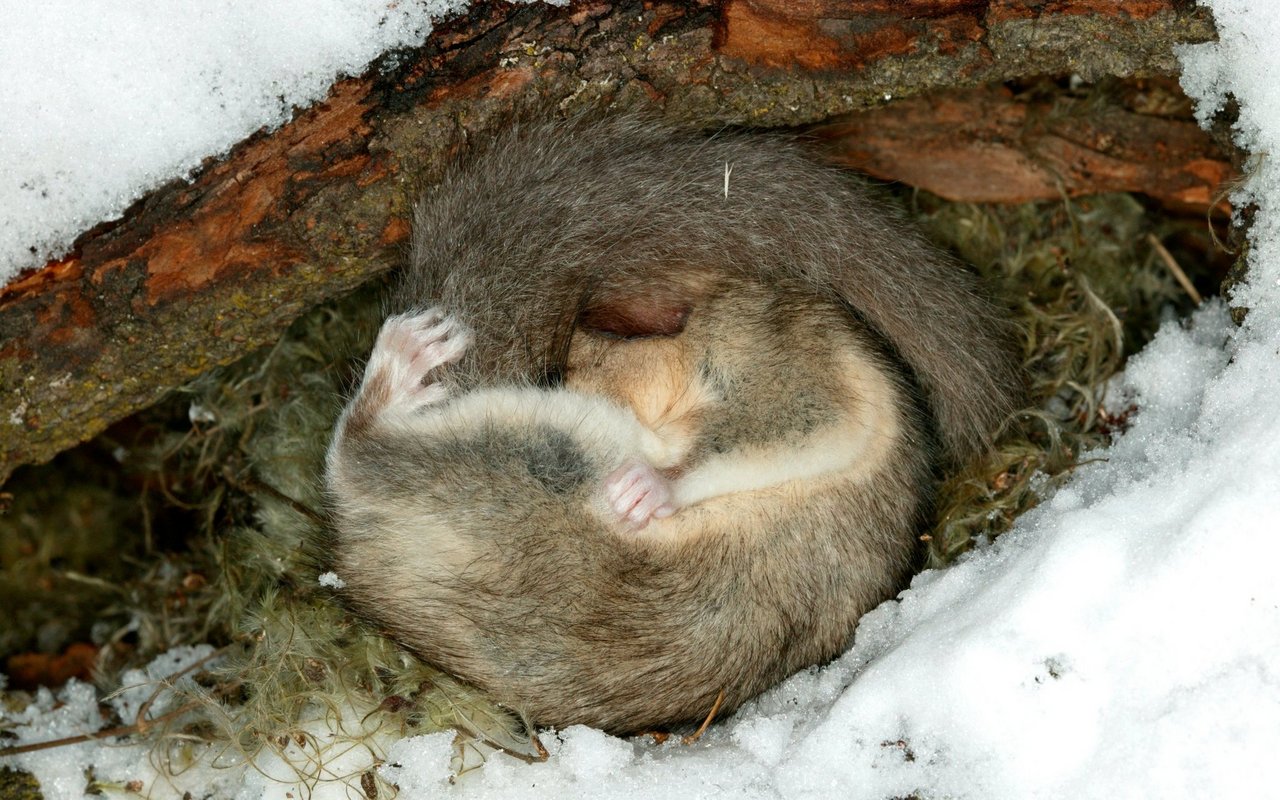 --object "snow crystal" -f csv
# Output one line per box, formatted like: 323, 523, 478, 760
317, 570, 346, 589
380, 733, 456, 795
